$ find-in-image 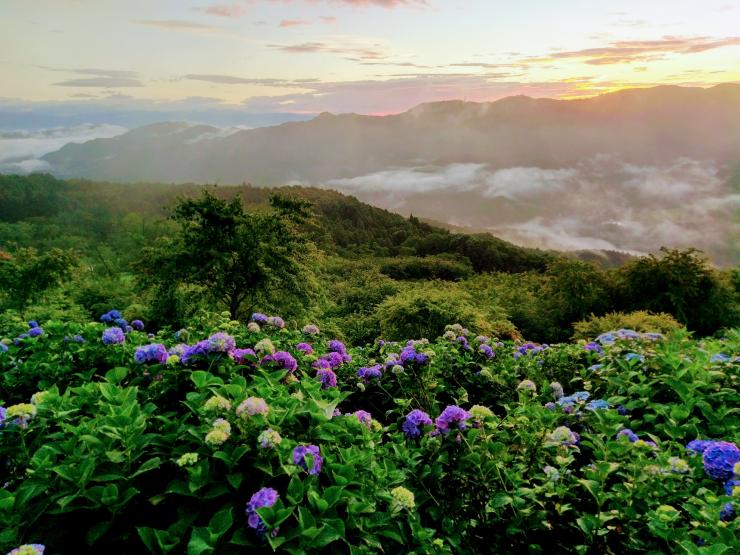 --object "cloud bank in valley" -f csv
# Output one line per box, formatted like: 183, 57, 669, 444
326, 157, 739, 263
0, 124, 127, 173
